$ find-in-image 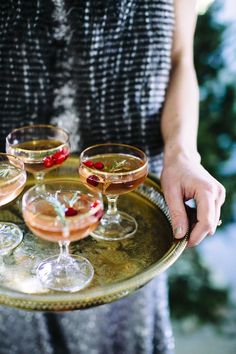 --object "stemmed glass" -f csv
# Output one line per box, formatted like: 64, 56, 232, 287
22, 180, 103, 292
6, 124, 70, 182
79, 143, 148, 241
0, 153, 27, 254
